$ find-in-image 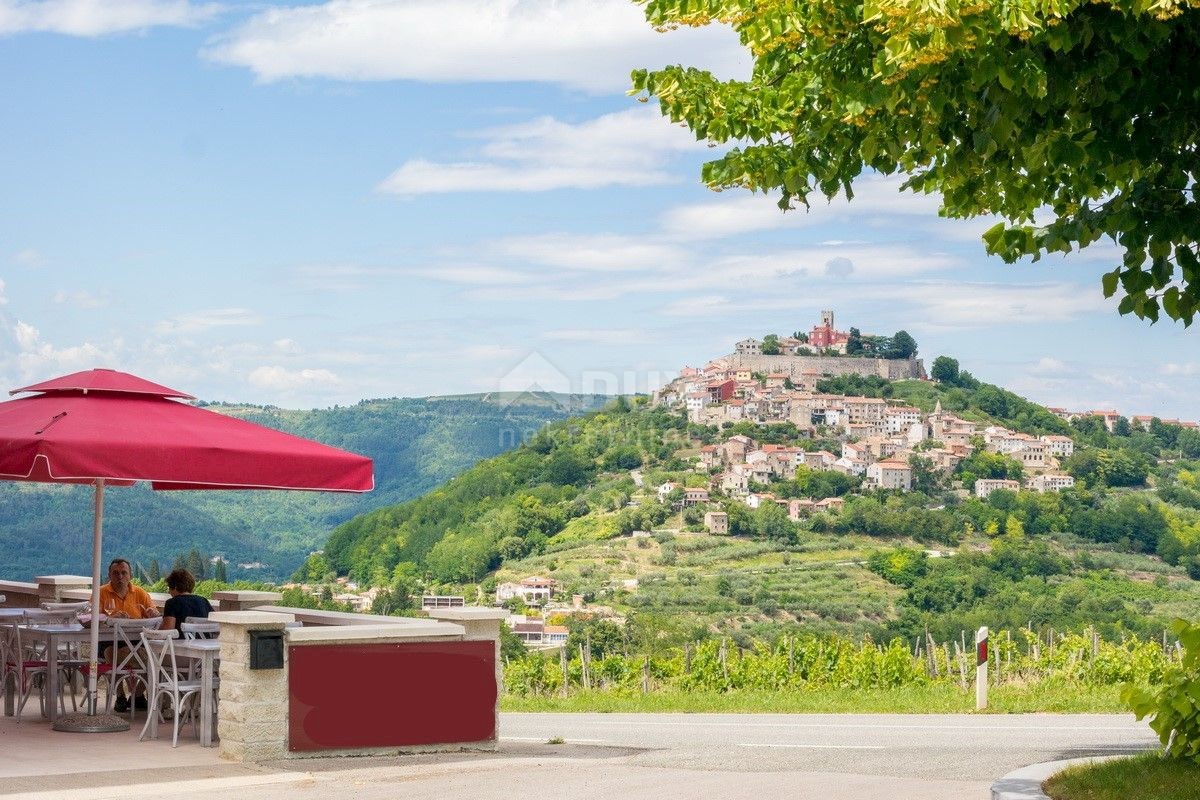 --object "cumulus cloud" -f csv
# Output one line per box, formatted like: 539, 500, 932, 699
0, 0, 221, 37
205, 0, 747, 93
247, 365, 341, 392
1162, 363, 1200, 377
154, 308, 262, 335
11, 320, 116, 376
11, 248, 44, 267
379, 108, 705, 194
